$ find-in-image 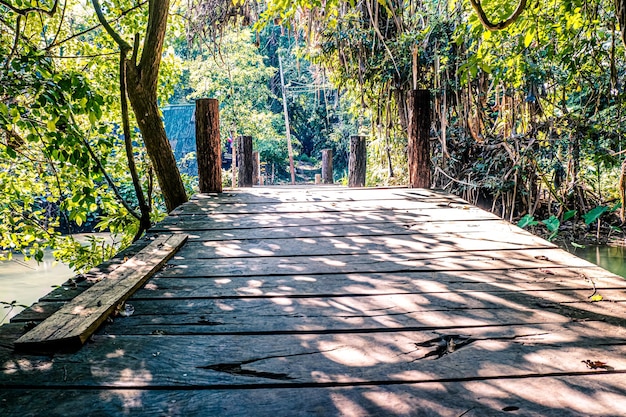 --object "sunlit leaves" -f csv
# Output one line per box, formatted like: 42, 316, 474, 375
187, 28, 283, 153
0, 7, 144, 266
